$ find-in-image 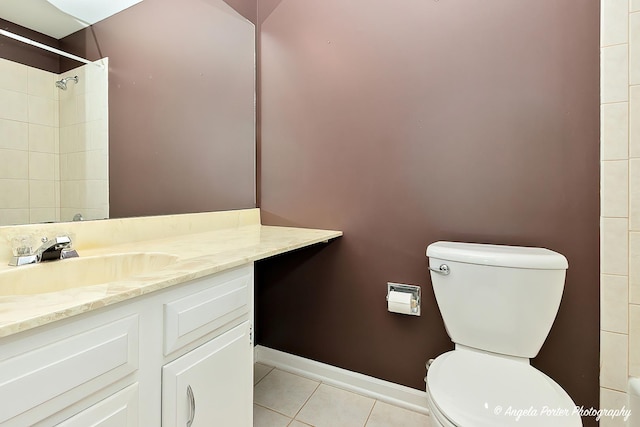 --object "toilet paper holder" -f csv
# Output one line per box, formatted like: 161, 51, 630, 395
387, 282, 421, 316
